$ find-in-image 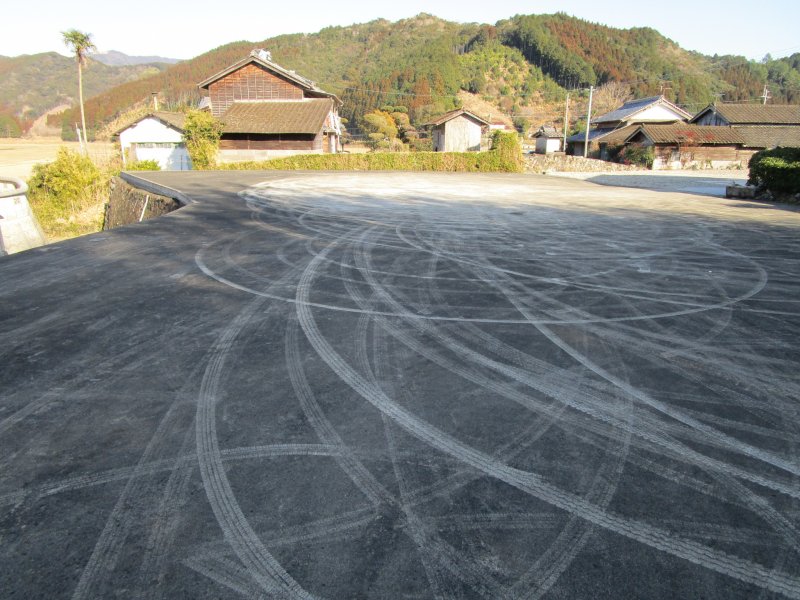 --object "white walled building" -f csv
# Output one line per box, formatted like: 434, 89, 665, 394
116, 112, 191, 170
